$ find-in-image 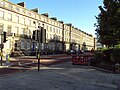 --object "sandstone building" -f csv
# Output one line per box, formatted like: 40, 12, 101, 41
0, 0, 96, 56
